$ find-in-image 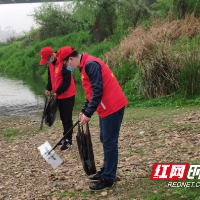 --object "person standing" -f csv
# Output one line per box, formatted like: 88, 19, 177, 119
40, 47, 76, 151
